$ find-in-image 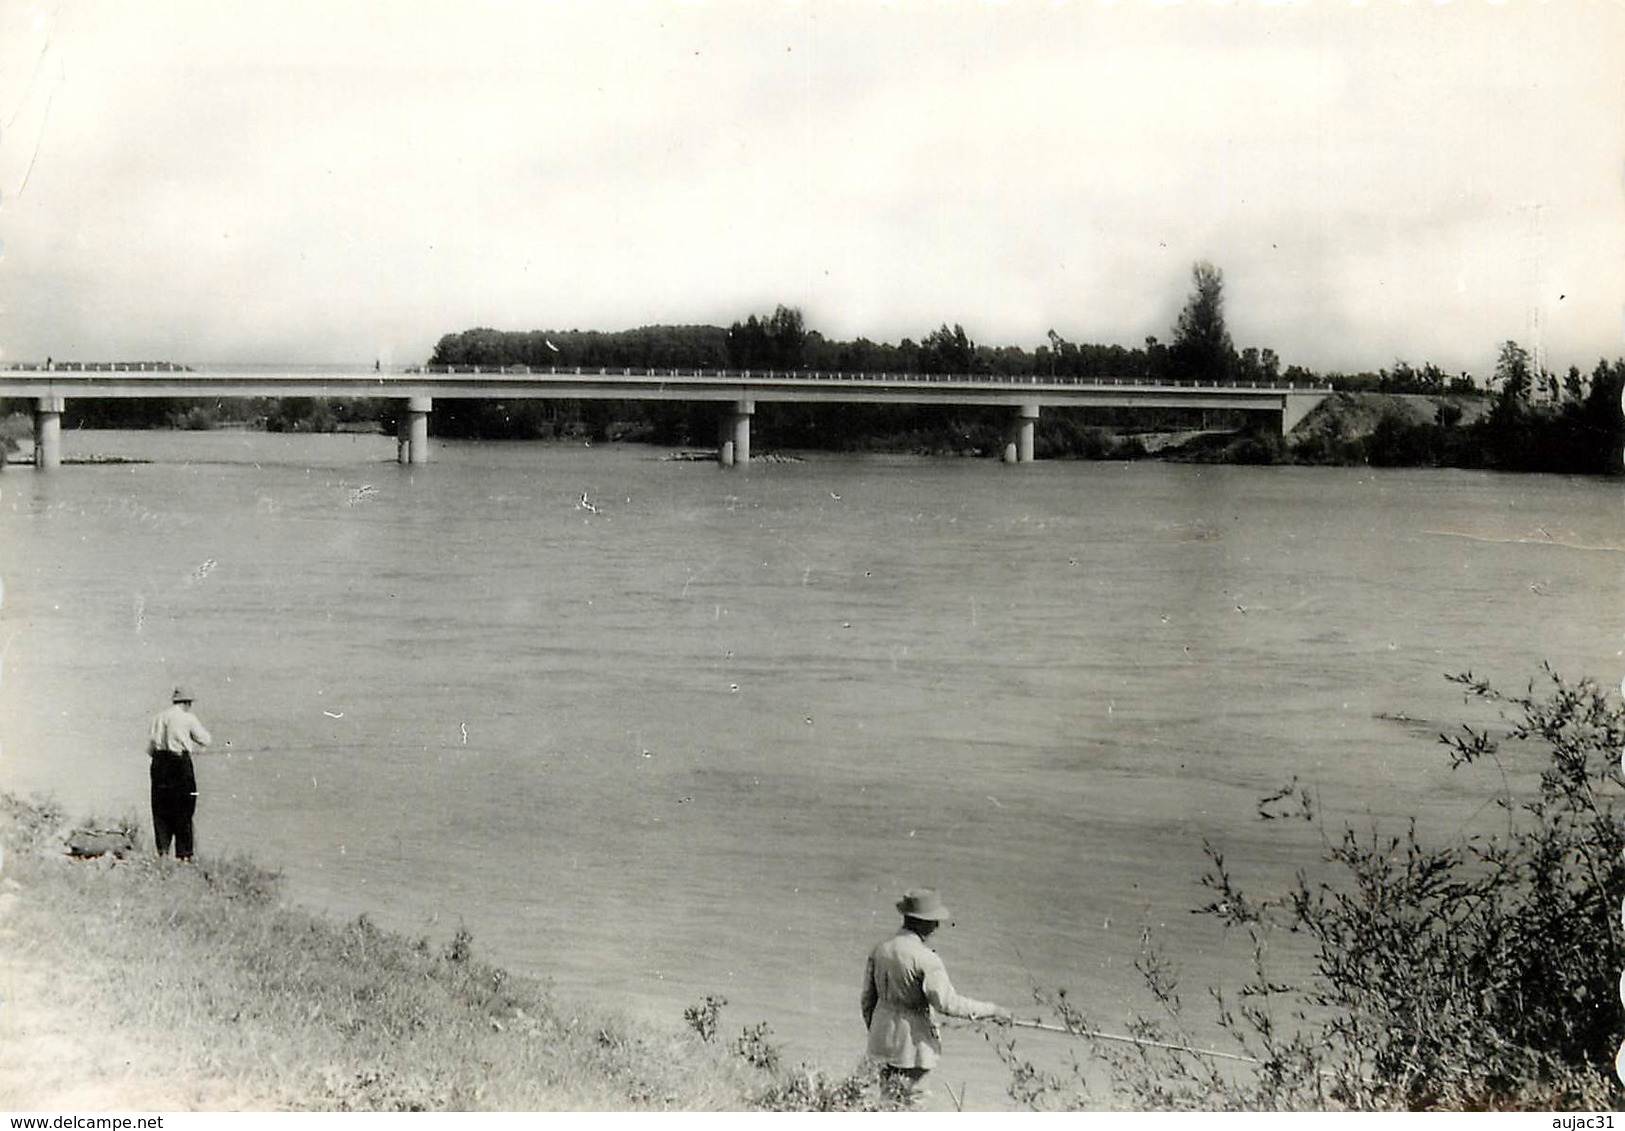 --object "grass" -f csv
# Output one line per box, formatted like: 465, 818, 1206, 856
0, 794, 763, 1111
0, 793, 920, 1112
